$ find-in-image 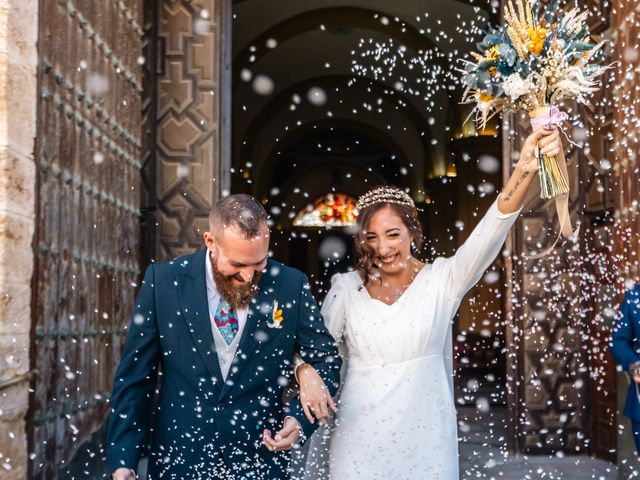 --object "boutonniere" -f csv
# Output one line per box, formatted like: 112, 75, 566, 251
267, 300, 284, 329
